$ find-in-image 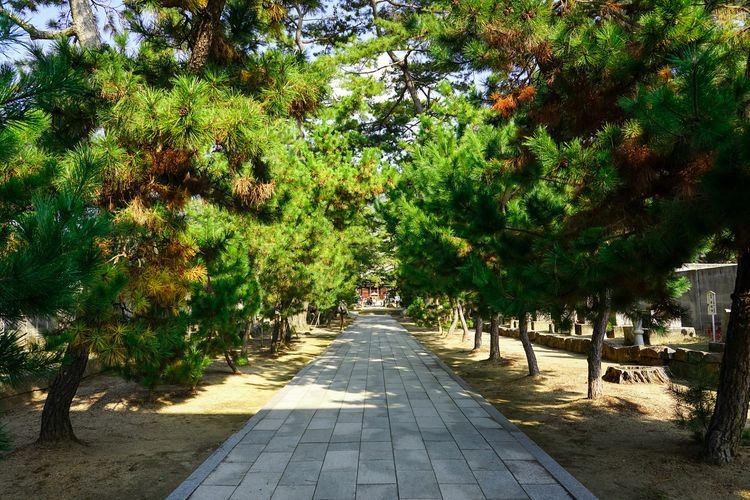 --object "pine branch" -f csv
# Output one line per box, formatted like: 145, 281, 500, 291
344, 59, 404, 75
0, 8, 77, 40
